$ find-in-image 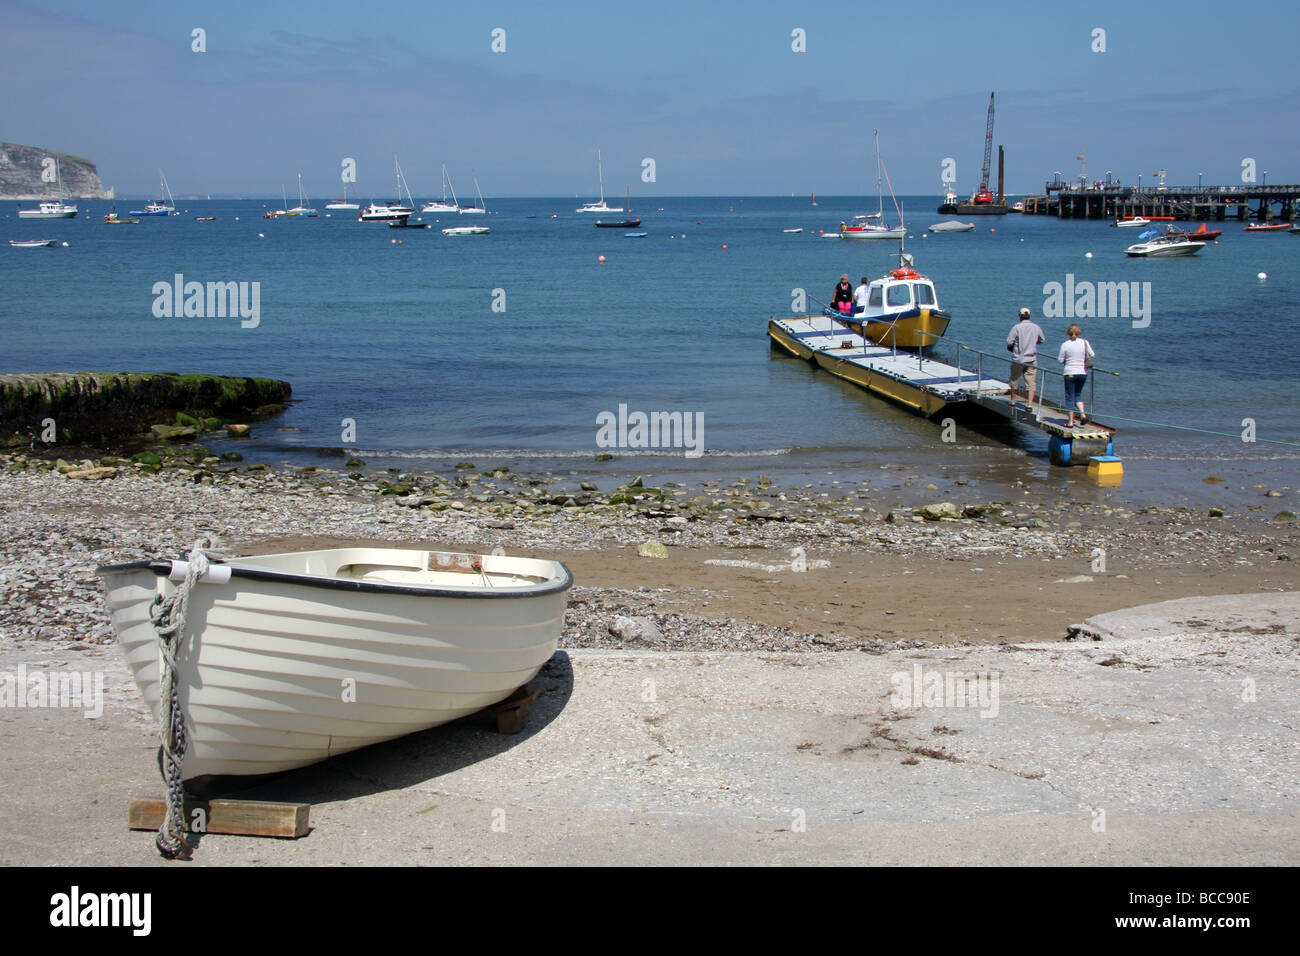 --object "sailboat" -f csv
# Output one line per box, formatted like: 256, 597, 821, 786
129, 170, 176, 216
324, 182, 358, 211
264, 185, 292, 218
595, 188, 641, 228
422, 165, 460, 213
18, 158, 79, 218
358, 156, 416, 222
839, 131, 906, 240
458, 178, 487, 215
576, 149, 623, 213
810, 193, 818, 207
287, 173, 318, 217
